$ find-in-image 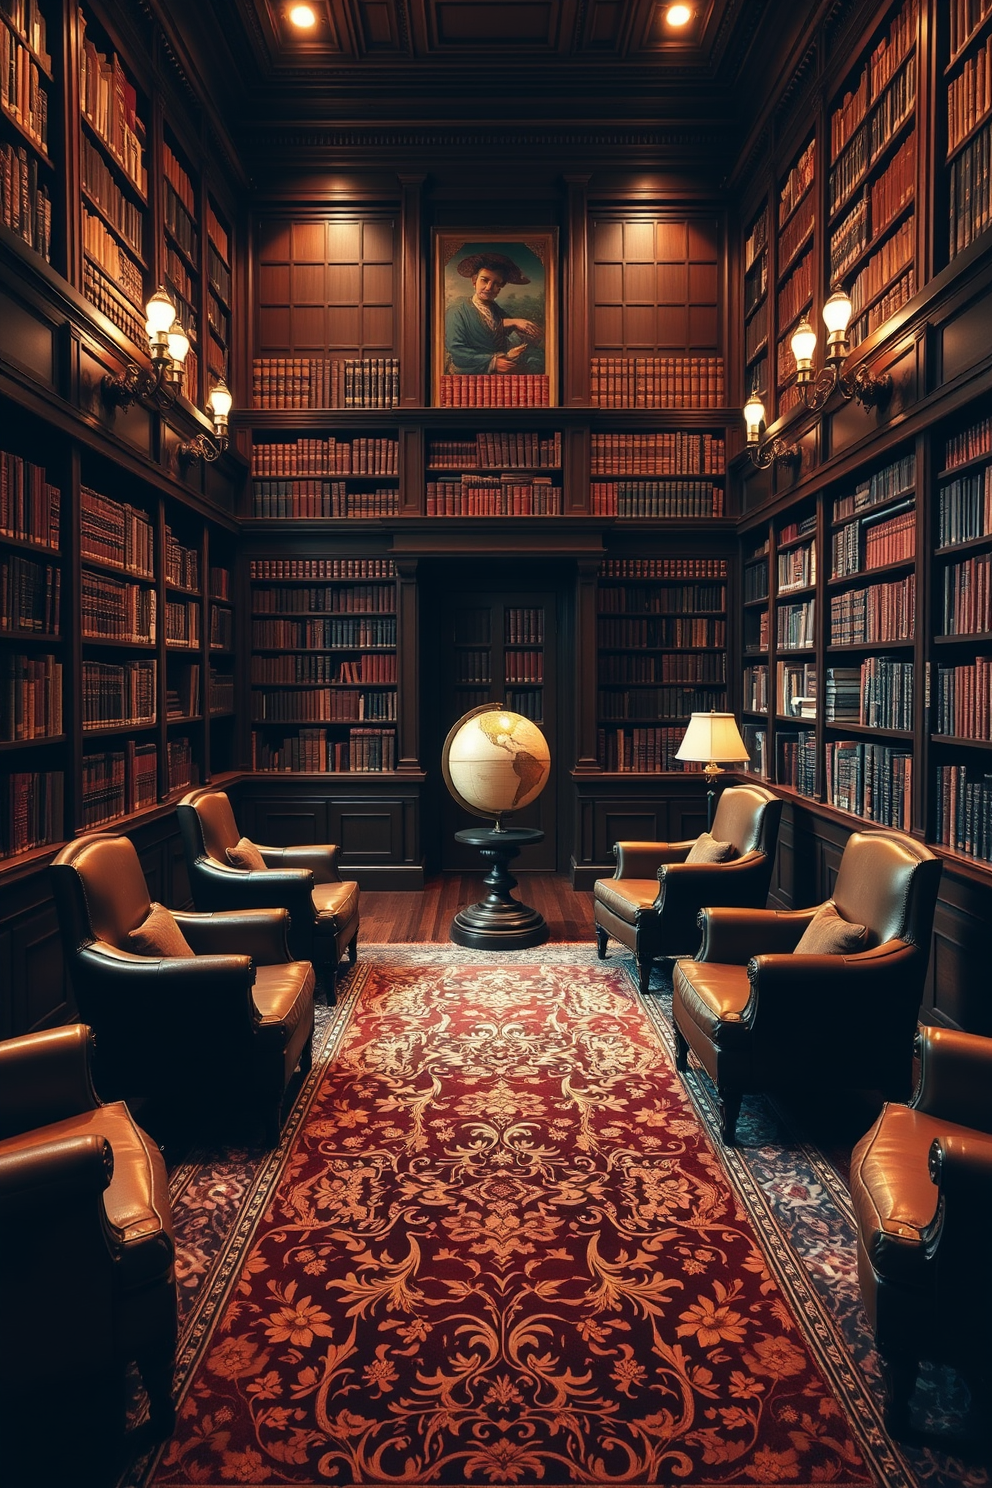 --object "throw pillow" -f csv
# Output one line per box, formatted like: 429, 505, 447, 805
794, 901, 868, 956
128, 902, 195, 958
685, 831, 735, 865
226, 836, 267, 871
